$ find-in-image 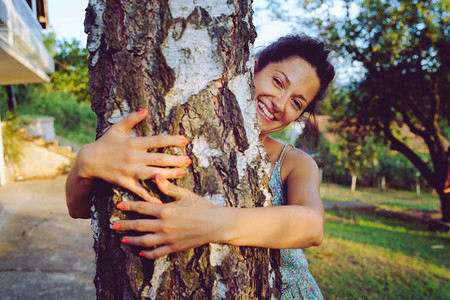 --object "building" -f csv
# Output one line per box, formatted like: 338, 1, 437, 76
0, 0, 53, 84
0, 0, 54, 185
